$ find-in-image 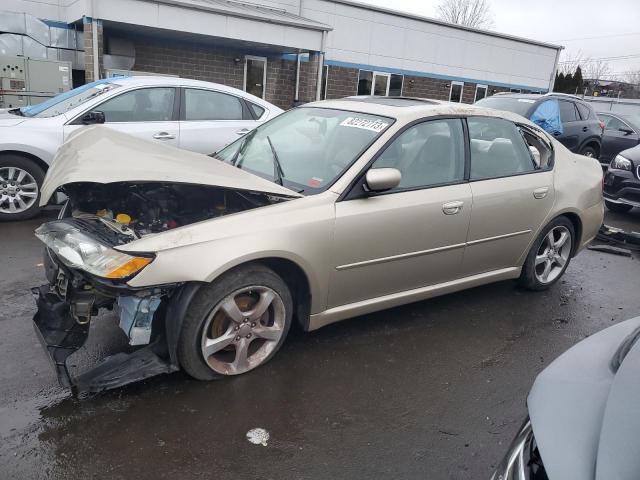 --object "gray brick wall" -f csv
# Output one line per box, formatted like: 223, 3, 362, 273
402, 75, 450, 101
325, 65, 358, 99
130, 36, 302, 109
